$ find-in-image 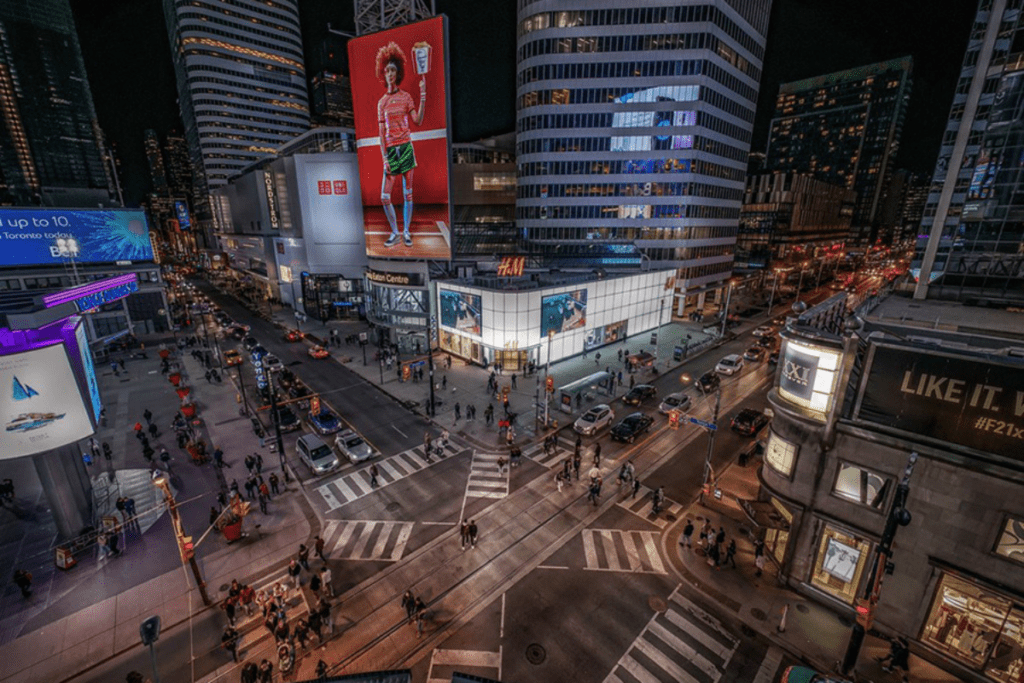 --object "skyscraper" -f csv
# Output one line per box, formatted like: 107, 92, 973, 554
515, 1, 771, 315
0, 0, 116, 206
163, 132, 194, 202
913, 0, 1024, 305
765, 57, 912, 247
162, 0, 310, 213
144, 129, 169, 195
